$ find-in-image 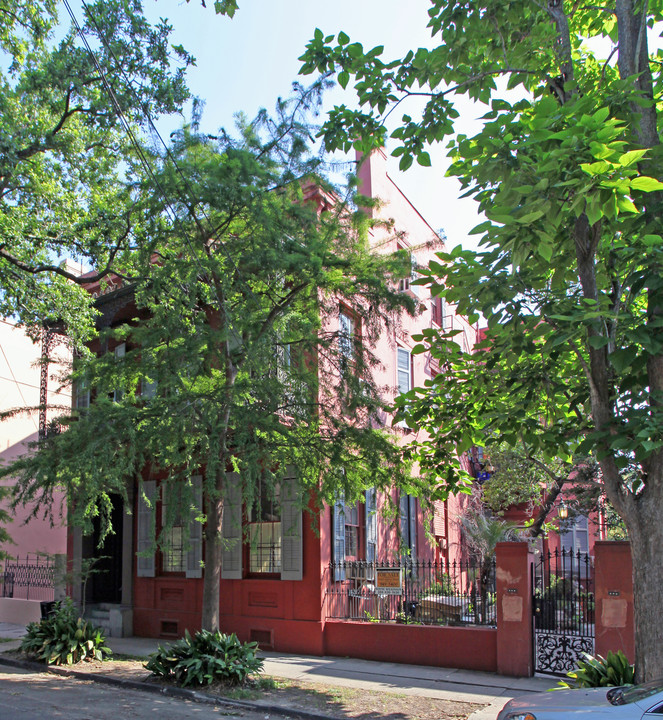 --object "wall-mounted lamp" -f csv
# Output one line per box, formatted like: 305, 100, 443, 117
558, 501, 569, 520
